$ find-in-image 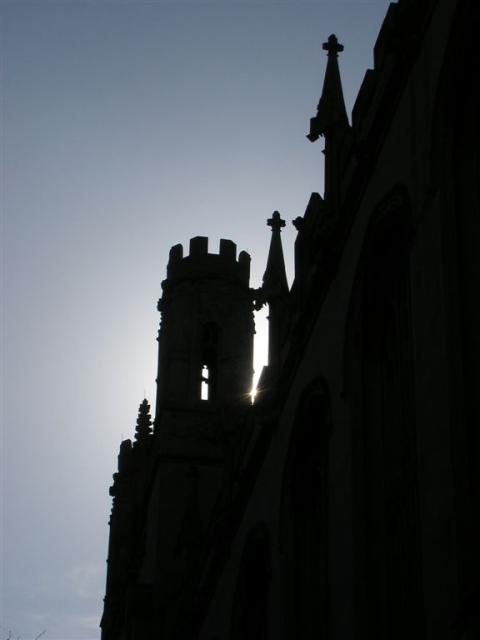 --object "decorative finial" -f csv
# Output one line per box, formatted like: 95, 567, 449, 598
323, 34, 344, 57
135, 398, 152, 441
267, 211, 286, 232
